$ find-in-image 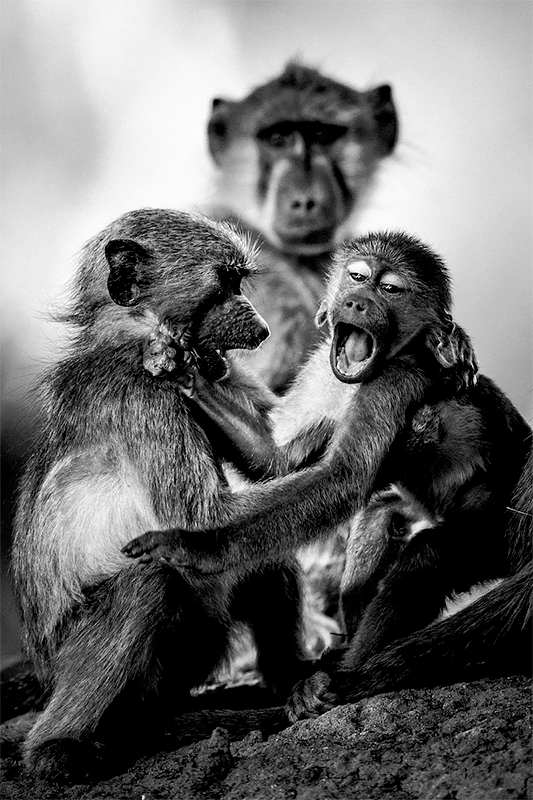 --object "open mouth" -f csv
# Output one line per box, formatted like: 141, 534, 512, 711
212, 348, 229, 378
330, 323, 377, 383
191, 344, 229, 382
